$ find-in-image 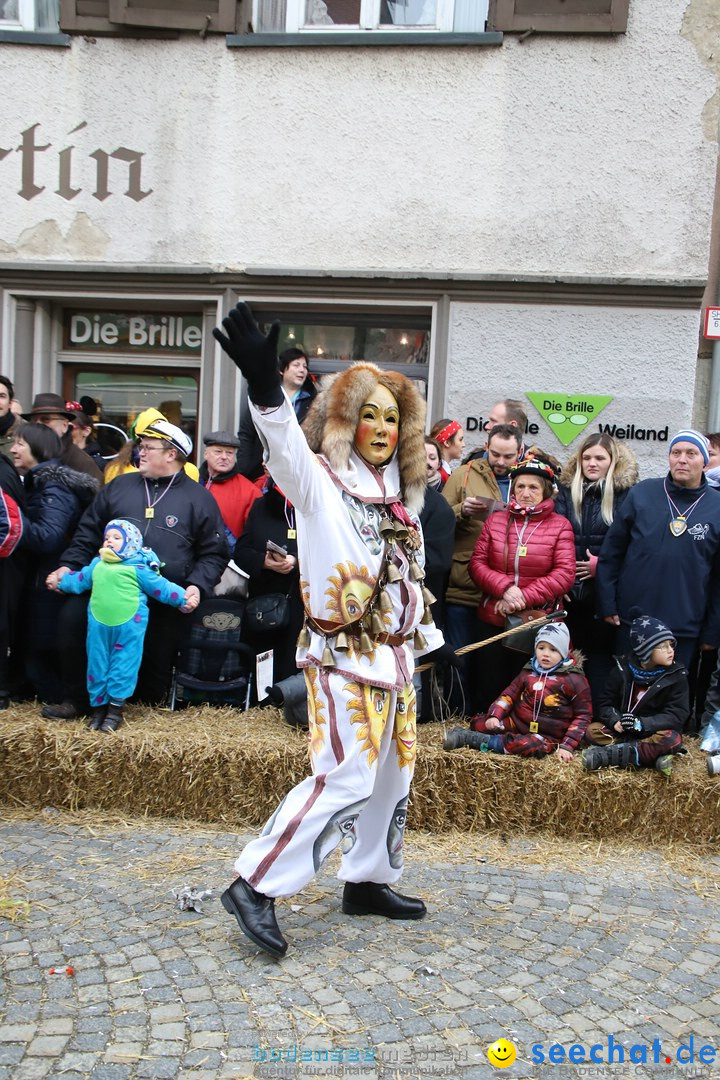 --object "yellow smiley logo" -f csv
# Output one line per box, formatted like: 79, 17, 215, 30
487, 1038, 517, 1068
